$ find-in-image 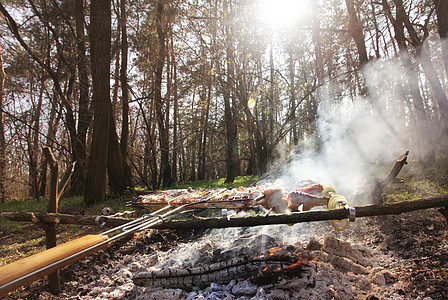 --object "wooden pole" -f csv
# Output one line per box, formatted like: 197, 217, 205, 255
42, 147, 60, 294
40, 147, 75, 294
0, 234, 108, 297
3, 195, 447, 230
